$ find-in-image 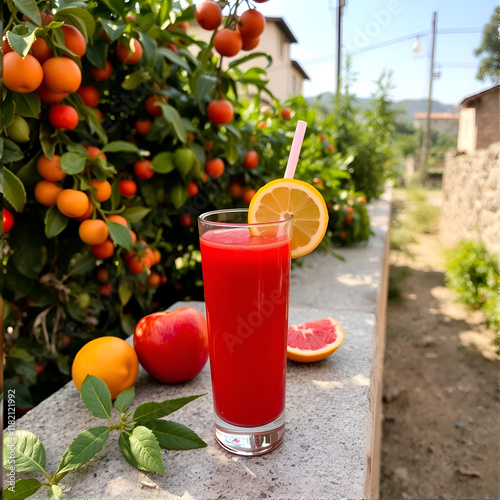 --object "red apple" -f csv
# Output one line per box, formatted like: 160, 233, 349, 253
133, 307, 208, 383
